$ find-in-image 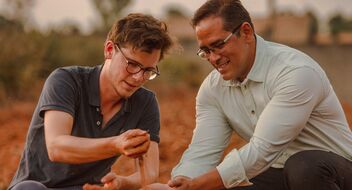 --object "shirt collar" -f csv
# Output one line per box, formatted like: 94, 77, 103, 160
88, 64, 132, 113
246, 35, 268, 83
88, 65, 102, 107
222, 34, 268, 87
